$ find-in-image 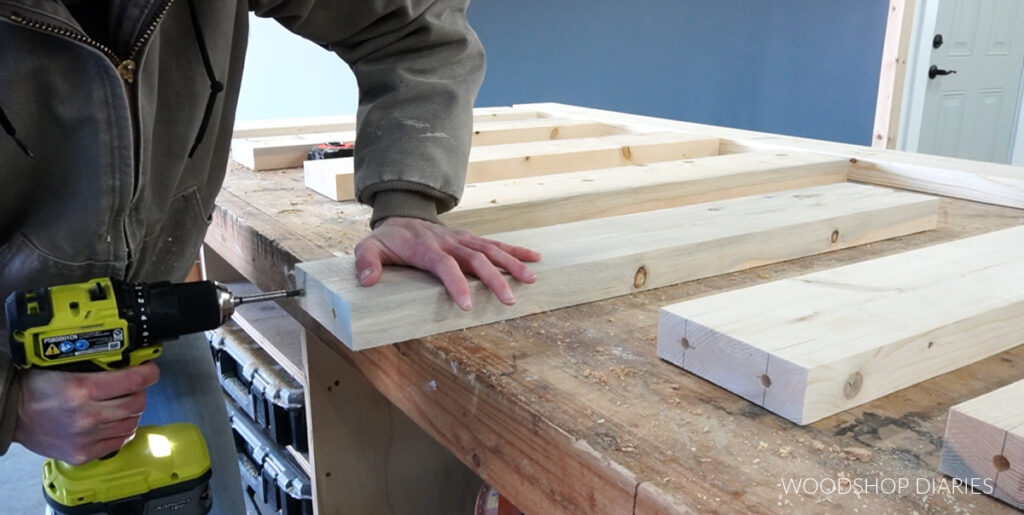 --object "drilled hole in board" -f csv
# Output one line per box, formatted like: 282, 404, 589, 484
994, 455, 1011, 472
